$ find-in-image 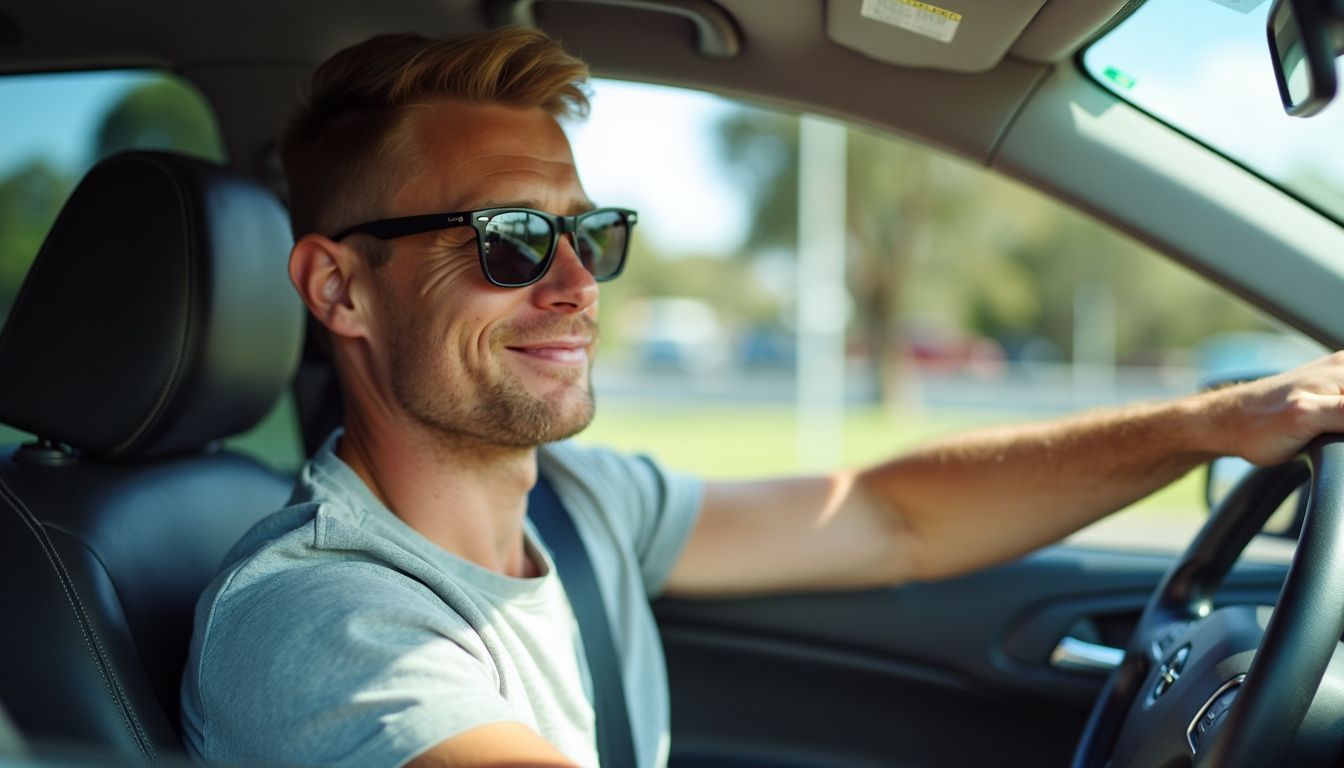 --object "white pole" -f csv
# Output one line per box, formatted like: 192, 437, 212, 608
796, 115, 848, 471
1072, 280, 1116, 408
